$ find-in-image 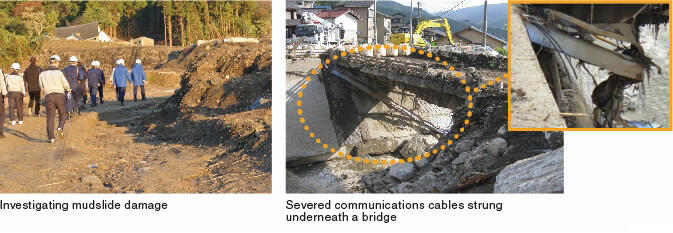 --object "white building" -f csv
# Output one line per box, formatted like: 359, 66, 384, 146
54, 21, 111, 42
316, 9, 361, 45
